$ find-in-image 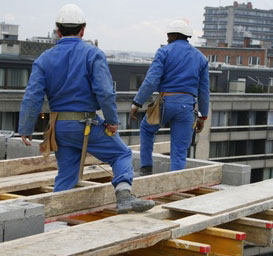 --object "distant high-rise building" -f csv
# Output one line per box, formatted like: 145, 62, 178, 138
202, 1, 273, 47
0, 22, 18, 41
